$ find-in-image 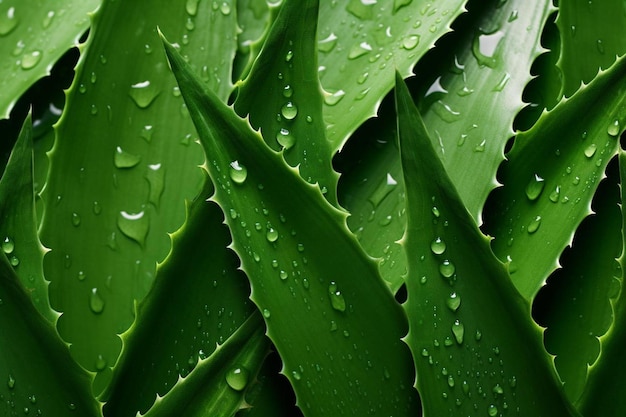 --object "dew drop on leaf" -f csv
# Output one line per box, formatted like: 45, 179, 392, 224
549, 185, 560, 203
146, 163, 165, 207
0, 7, 18, 35
608, 119, 621, 137
225, 366, 249, 391
281, 102, 298, 120
129, 80, 160, 109
439, 260, 455, 278
20, 50, 42, 70
71, 212, 81, 227
525, 174, 544, 201
324, 89, 346, 106
220, 2, 231, 16
527, 215, 542, 234
471, 30, 504, 68
451, 320, 464, 344
276, 128, 295, 149
42, 10, 55, 29
95, 354, 107, 371
393, 0, 412, 13
318, 33, 338, 53
229, 160, 248, 184
430, 237, 446, 255
348, 41, 372, 59
266, 227, 279, 243
186, 0, 199, 15
447, 375, 455, 388
488, 404, 498, 416
117, 210, 149, 246
328, 281, 346, 312
89, 288, 105, 314
446, 292, 461, 312
114, 146, 141, 169
7, 374, 15, 389
402, 34, 420, 50
2, 237, 14, 254
262, 308, 271, 318
584, 143, 597, 158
